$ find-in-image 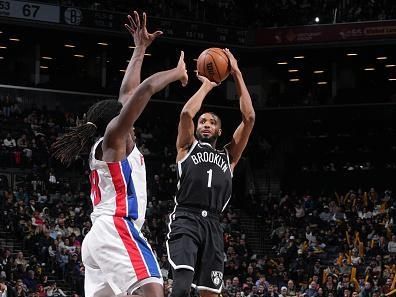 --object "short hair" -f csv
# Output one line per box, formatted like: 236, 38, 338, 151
198, 111, 222, 127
